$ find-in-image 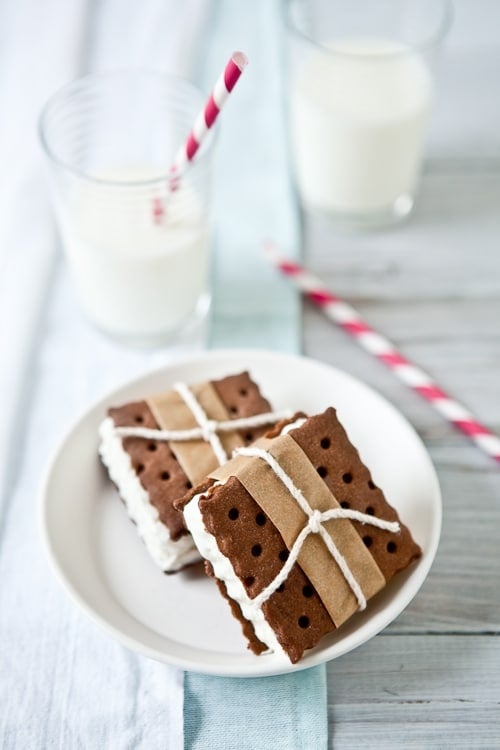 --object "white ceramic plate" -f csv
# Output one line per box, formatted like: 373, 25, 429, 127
41, 349, 441, 677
